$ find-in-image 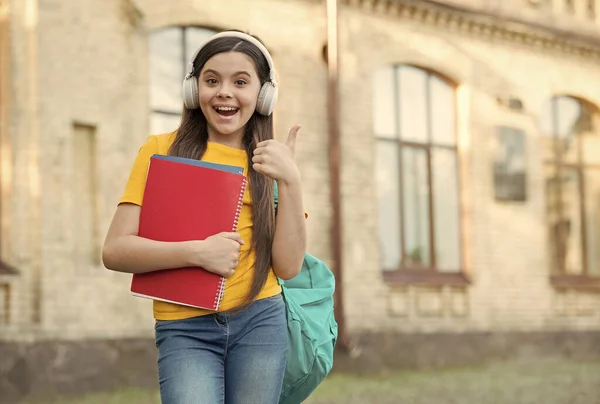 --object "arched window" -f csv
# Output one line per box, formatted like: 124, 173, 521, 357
373, 65, 462, 275
541, 96, 600, 278
149, 26, 216, 134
